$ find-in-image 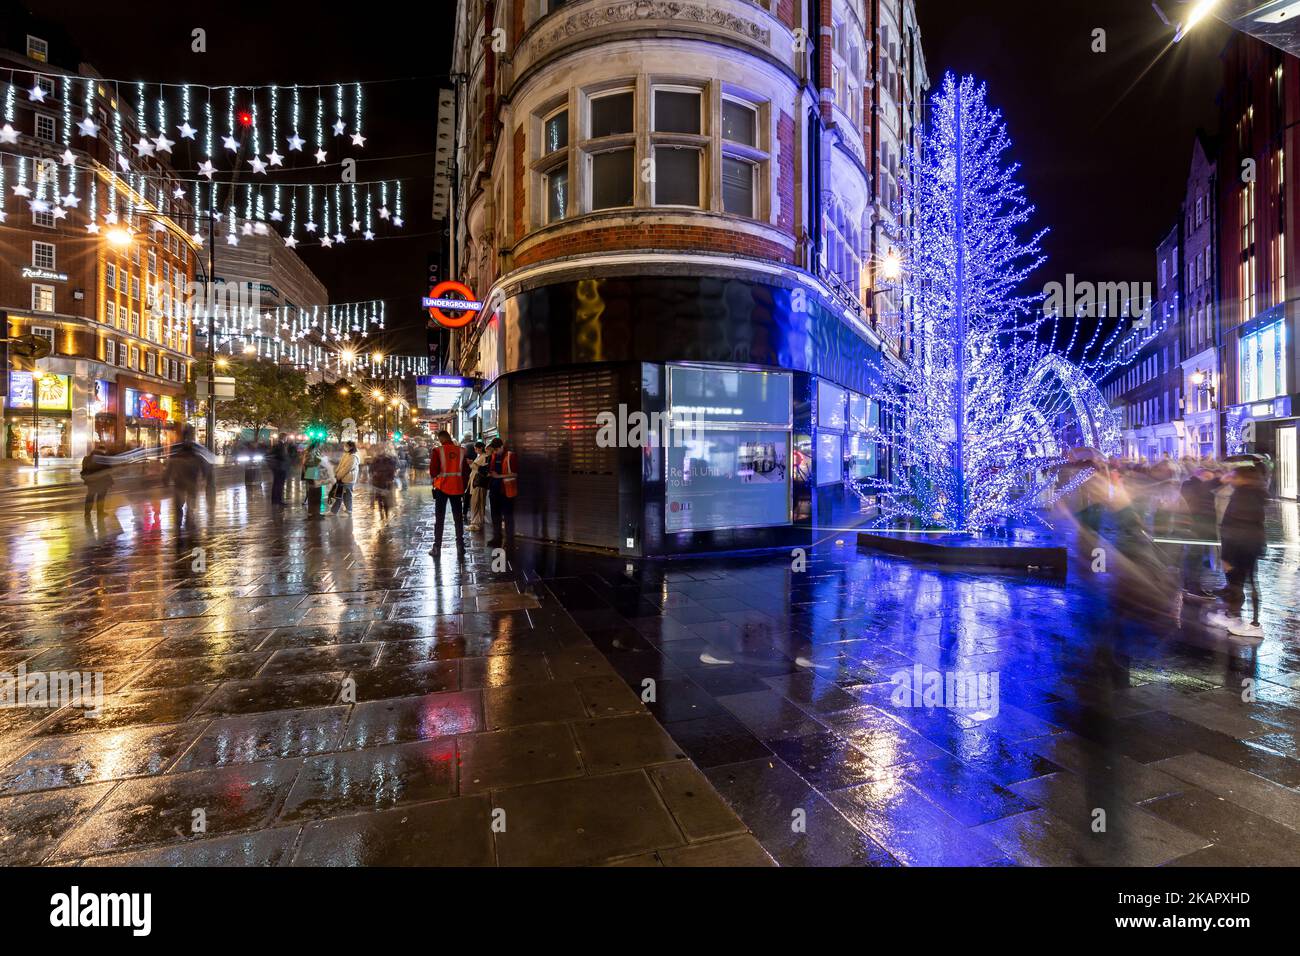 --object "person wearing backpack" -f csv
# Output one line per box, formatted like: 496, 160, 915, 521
486, 436, 518, 548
